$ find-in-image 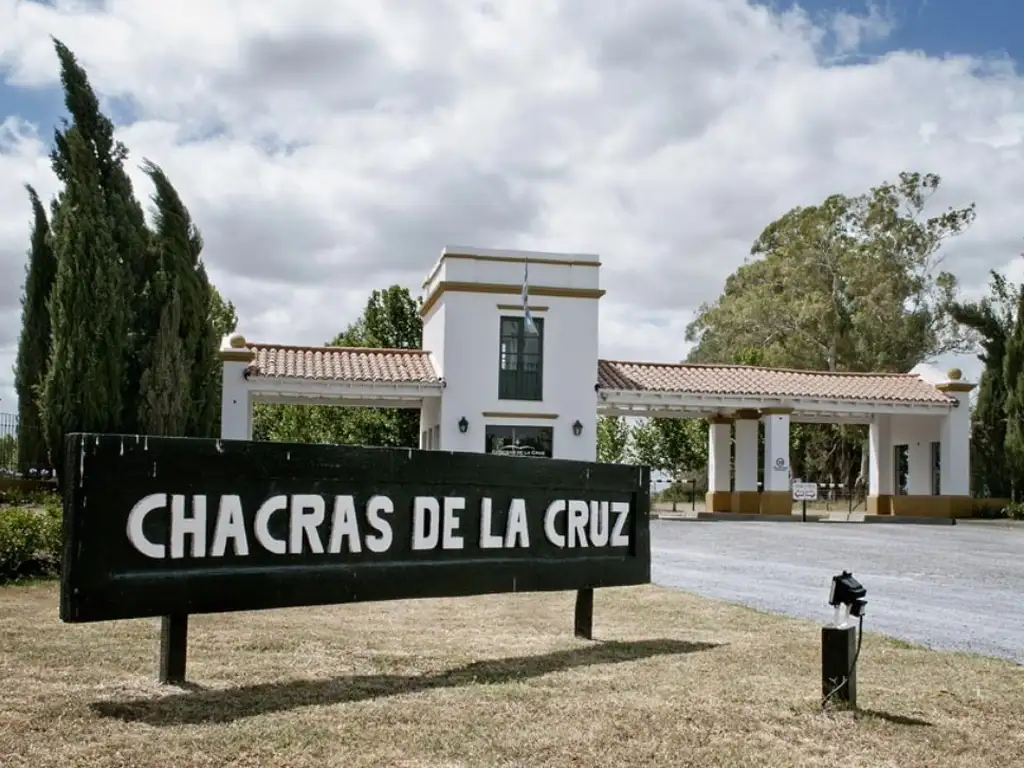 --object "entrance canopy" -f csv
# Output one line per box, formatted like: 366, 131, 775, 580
229, 338, 958, 421
596, 360, 957, 423
241, 342, 443, 408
